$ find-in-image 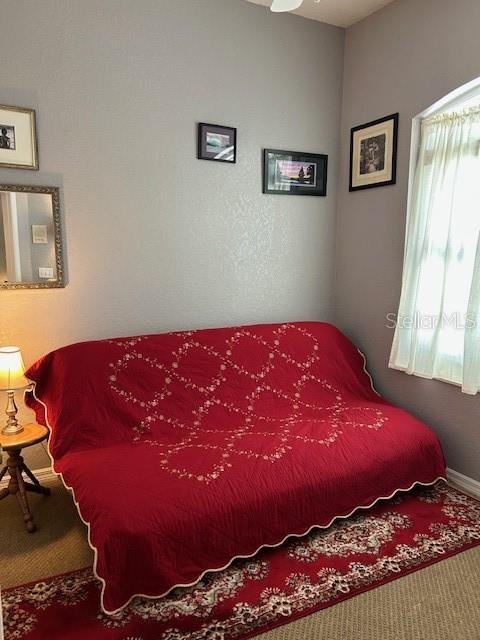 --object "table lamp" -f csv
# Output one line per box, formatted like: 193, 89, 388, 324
0, 346, 31, 436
